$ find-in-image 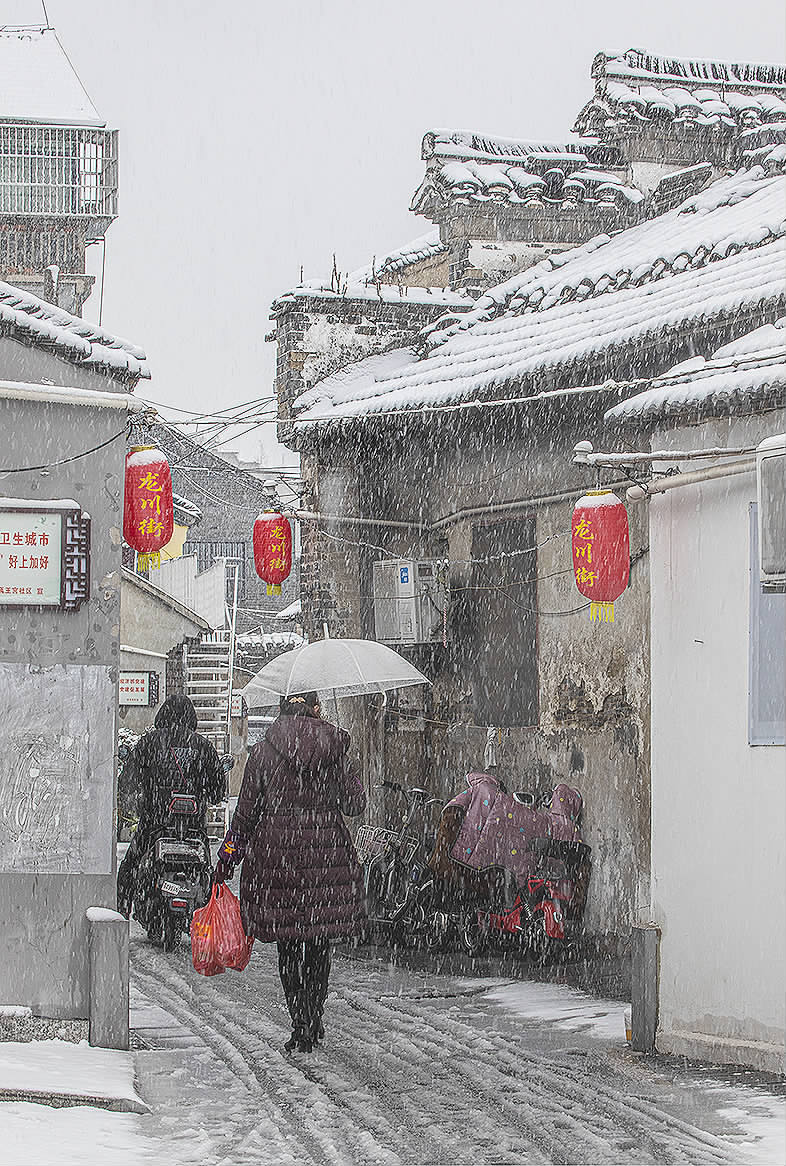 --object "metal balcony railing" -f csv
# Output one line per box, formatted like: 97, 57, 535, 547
0, 124, 118, 222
